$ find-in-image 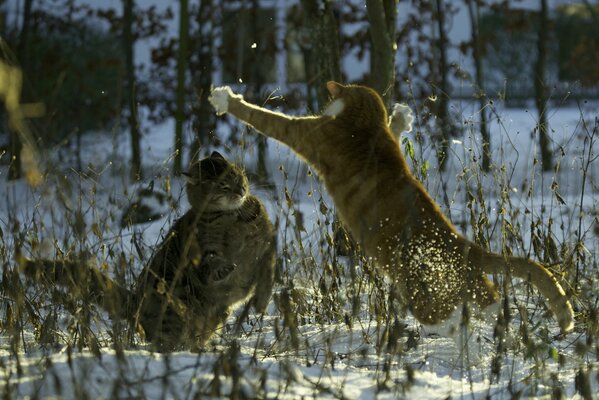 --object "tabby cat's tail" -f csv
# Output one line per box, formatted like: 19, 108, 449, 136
19, 256, 135, 321
475, 250, 574, 333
